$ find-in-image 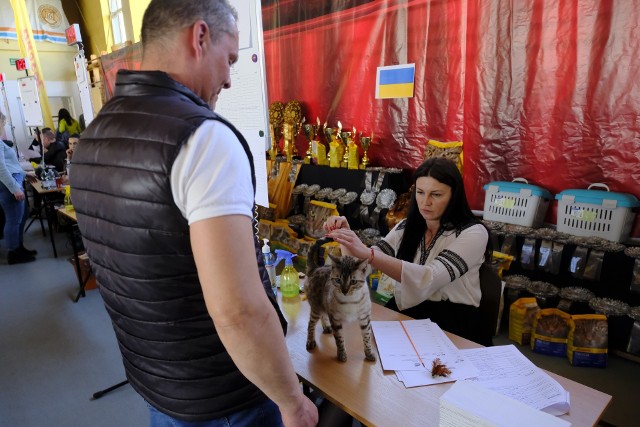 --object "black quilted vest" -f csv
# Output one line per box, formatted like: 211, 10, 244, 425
70, 70, 286, 421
